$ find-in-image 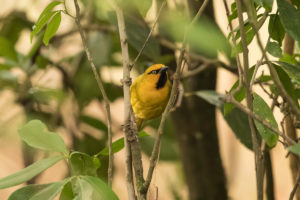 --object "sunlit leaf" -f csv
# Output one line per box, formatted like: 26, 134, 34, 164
43, 11, 61, 46
253, 93, 278, 148
266, 41, 282, 57
18, 120, 68, 153
69, 152, 100, 176
9, 179, 70, 200
59, 182, 74, 200
288, 144, 300, 156
0, 156, 64, 189
161, 12, 230, 58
